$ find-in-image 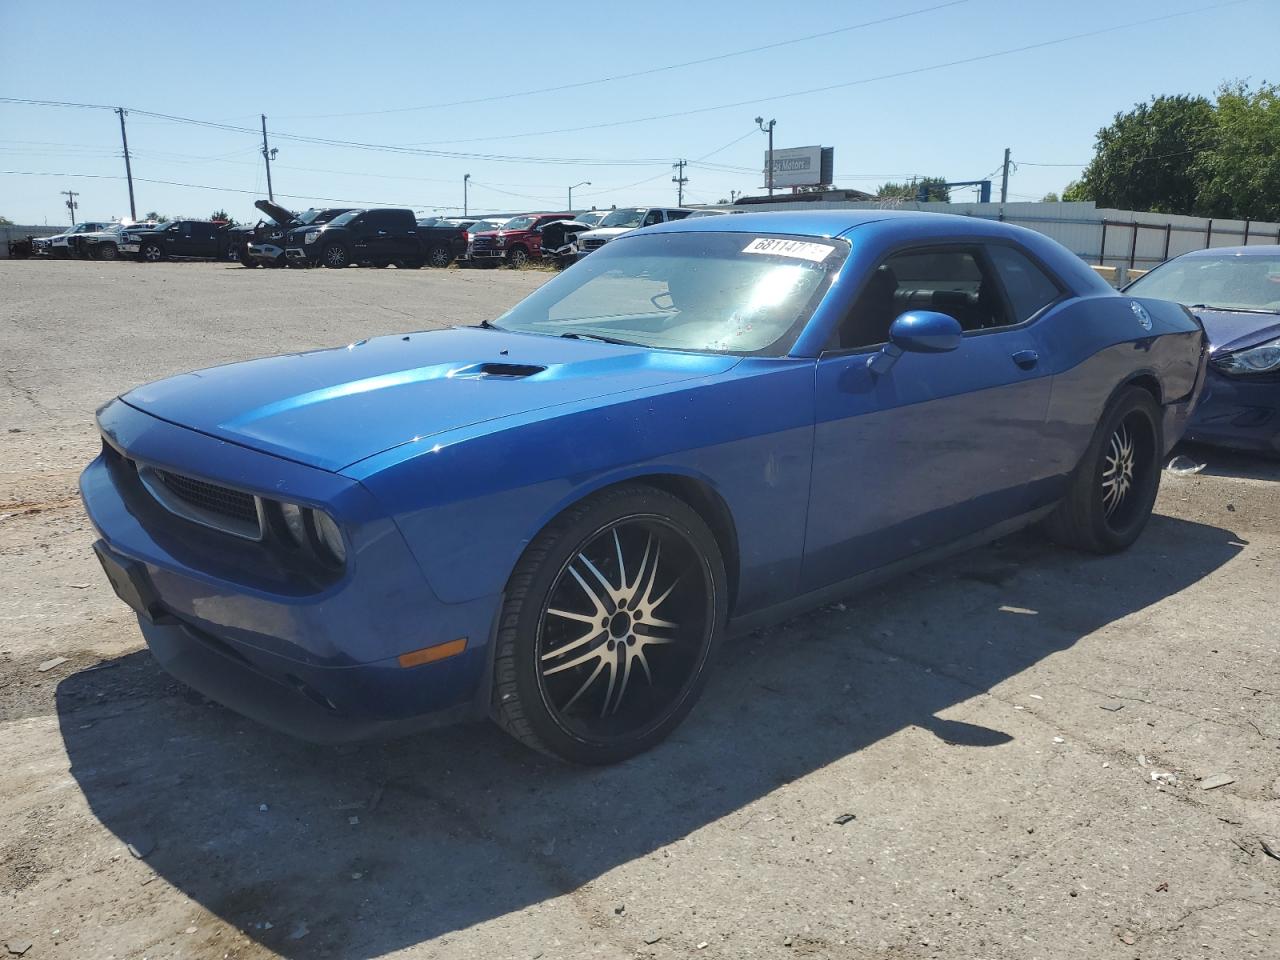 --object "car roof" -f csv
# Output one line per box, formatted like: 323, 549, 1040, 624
1176, 245, 1280, 259
640, 208, 1047, 239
